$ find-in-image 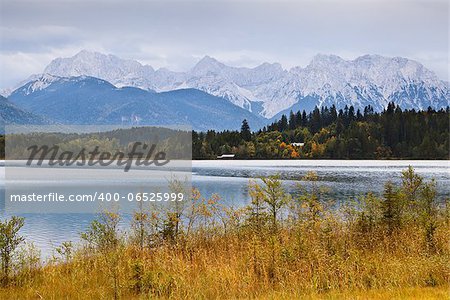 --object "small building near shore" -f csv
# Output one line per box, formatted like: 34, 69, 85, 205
217, 154, 235, 159
291, 142, 305, 147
